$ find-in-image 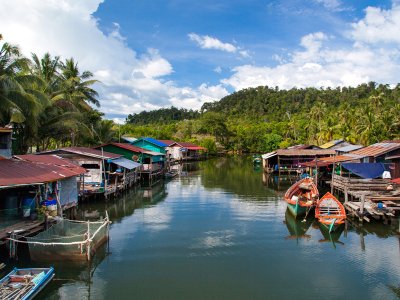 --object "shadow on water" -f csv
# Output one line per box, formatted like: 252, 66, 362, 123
284, 209, 313, 243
